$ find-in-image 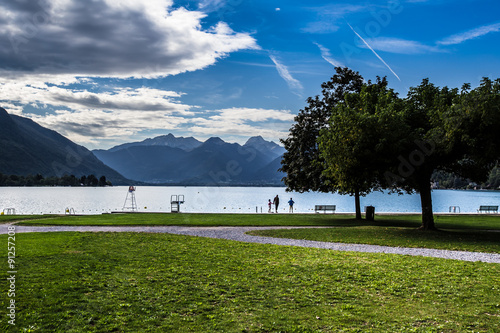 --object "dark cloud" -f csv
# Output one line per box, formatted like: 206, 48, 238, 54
51, 91, 182, 112
0, 0, 257, 78
50, 121, 109, 137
